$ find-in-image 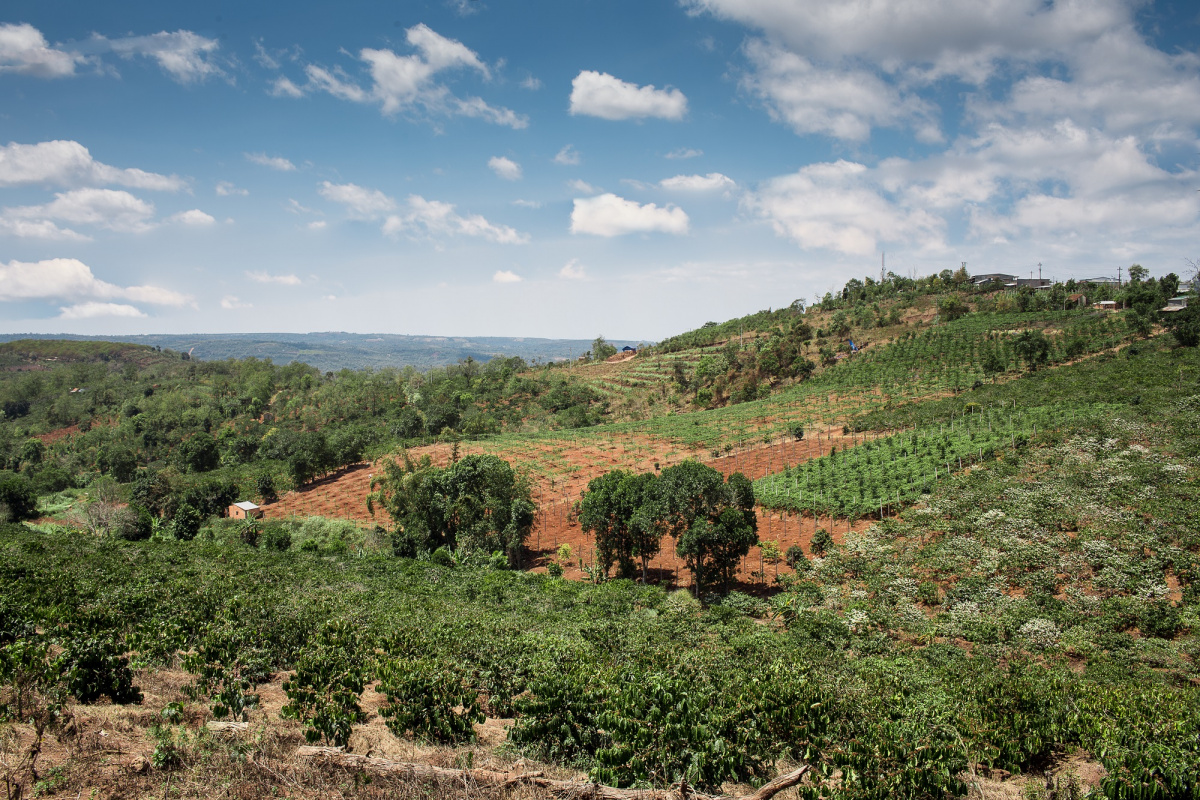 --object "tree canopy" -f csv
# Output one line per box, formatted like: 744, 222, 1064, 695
578, 469, 660, 582
368, 453, 534, 566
